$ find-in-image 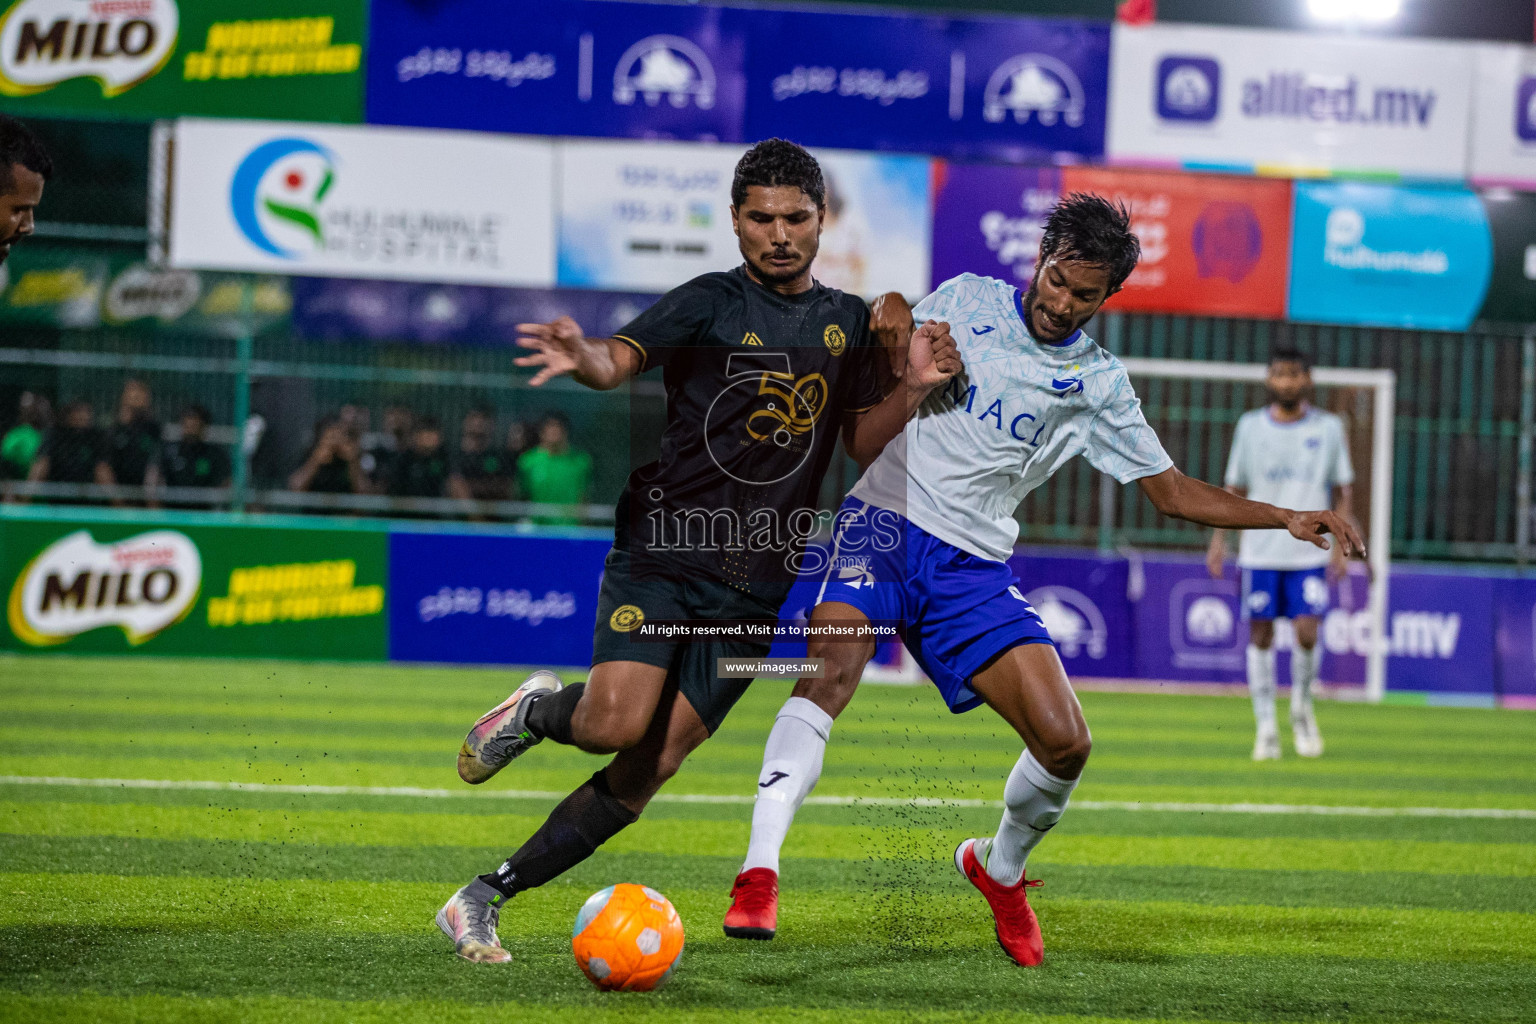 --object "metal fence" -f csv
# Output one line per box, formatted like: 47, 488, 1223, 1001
2, 296, 1532, 563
